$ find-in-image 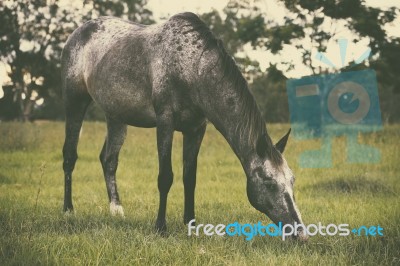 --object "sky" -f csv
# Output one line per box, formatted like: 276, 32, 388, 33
1, 0, 399, 97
